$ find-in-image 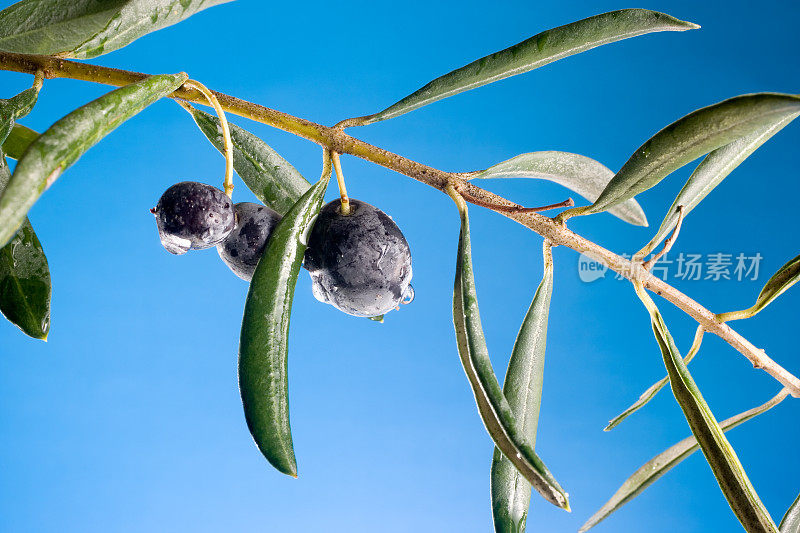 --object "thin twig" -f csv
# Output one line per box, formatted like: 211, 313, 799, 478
1, 51, 797, 397
643, 205, 685, 270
